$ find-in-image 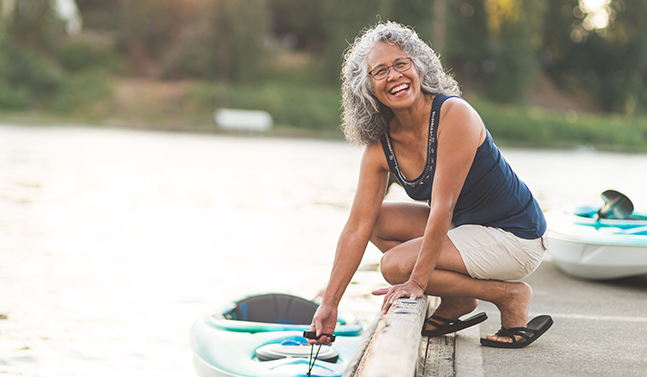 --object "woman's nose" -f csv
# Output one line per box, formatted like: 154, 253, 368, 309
386, 68, 403, 81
